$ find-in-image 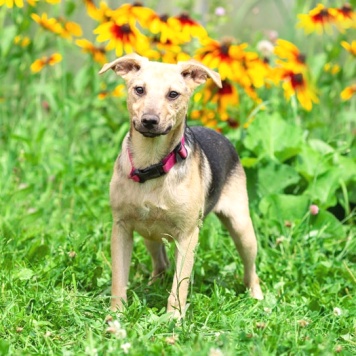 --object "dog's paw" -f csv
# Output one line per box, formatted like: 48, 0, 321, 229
250, 284, 264, 300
